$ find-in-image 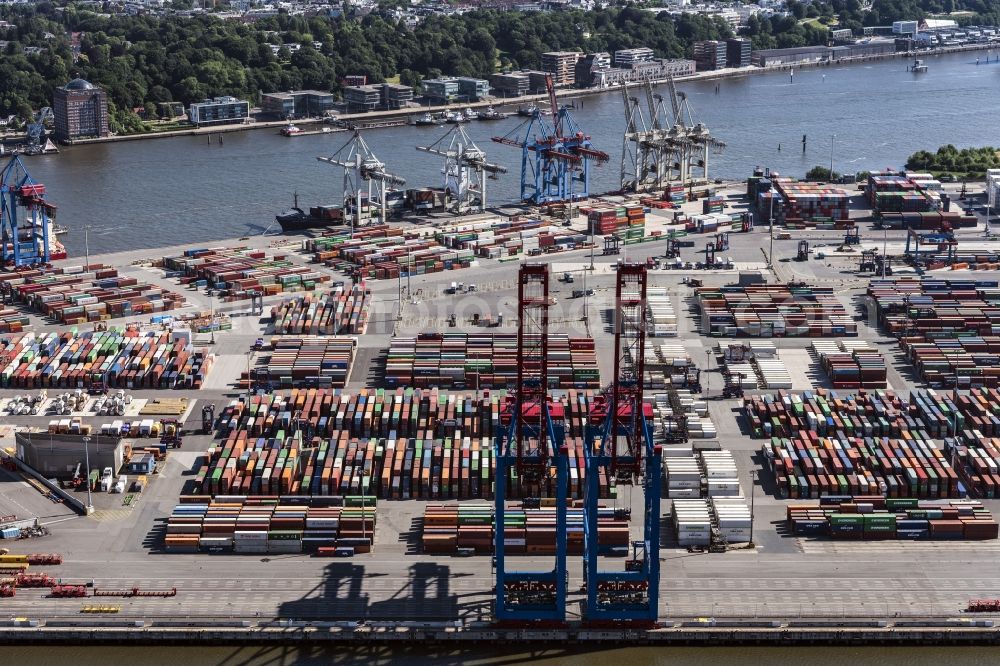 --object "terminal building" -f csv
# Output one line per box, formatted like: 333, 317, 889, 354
188, 96, 250, 127
52, 78, 110, 141
260, 90, 336, 119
